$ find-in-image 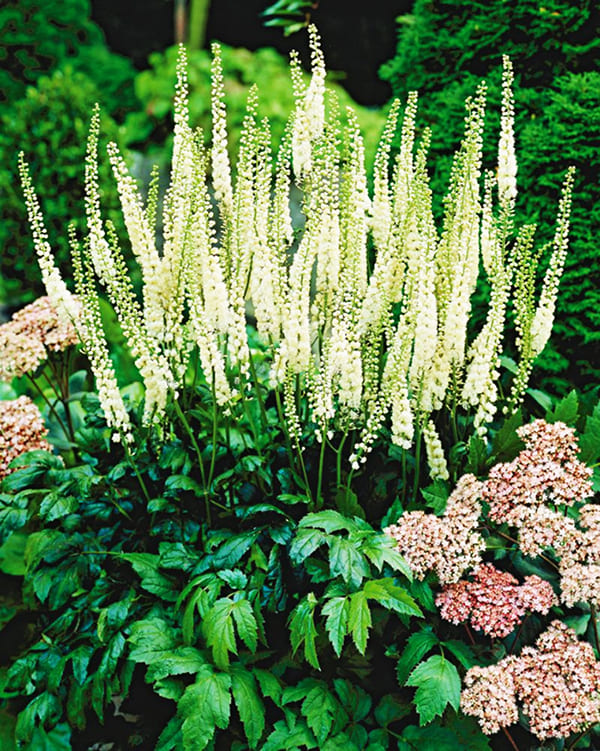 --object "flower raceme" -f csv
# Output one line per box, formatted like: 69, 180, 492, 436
19, 28, 574, 473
